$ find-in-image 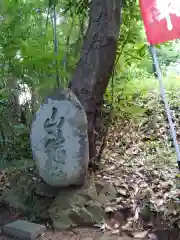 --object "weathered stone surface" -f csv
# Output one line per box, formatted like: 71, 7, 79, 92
30, 88, 89, 187
35, 182, 60, 198
95, 182, 117, 204
3, 171, 53, 218
52, 211, 76, 230
69, 206, 93, 225
49, 178, 117, 230
3, 172, 36, 212
3, 220, 46, 240
3, 189, 30, 212
86, 201, 105, 223
3, 172, 117, 231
